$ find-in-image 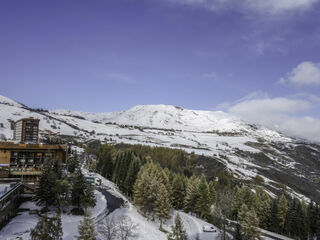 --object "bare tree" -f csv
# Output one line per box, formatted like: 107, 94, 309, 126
98, 216, 118, 240
214, 189, 234, 240
217, 231, 232, 240
117, 216, 138, 240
